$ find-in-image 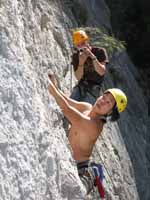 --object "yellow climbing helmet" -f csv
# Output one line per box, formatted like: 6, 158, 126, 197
72, 30, 89, 46
105, 88, 127, 113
